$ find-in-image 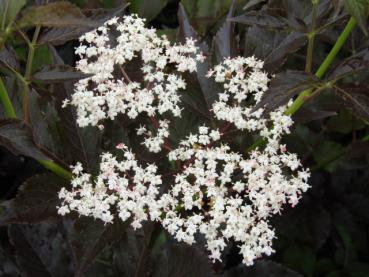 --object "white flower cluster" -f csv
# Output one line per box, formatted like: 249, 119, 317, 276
210, 56, 293, 141
160, 126, 309, 265
58, 14, 311, 267
58, 145, 162, 229
64, 14, 203, 152
137, 119, 170, 153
